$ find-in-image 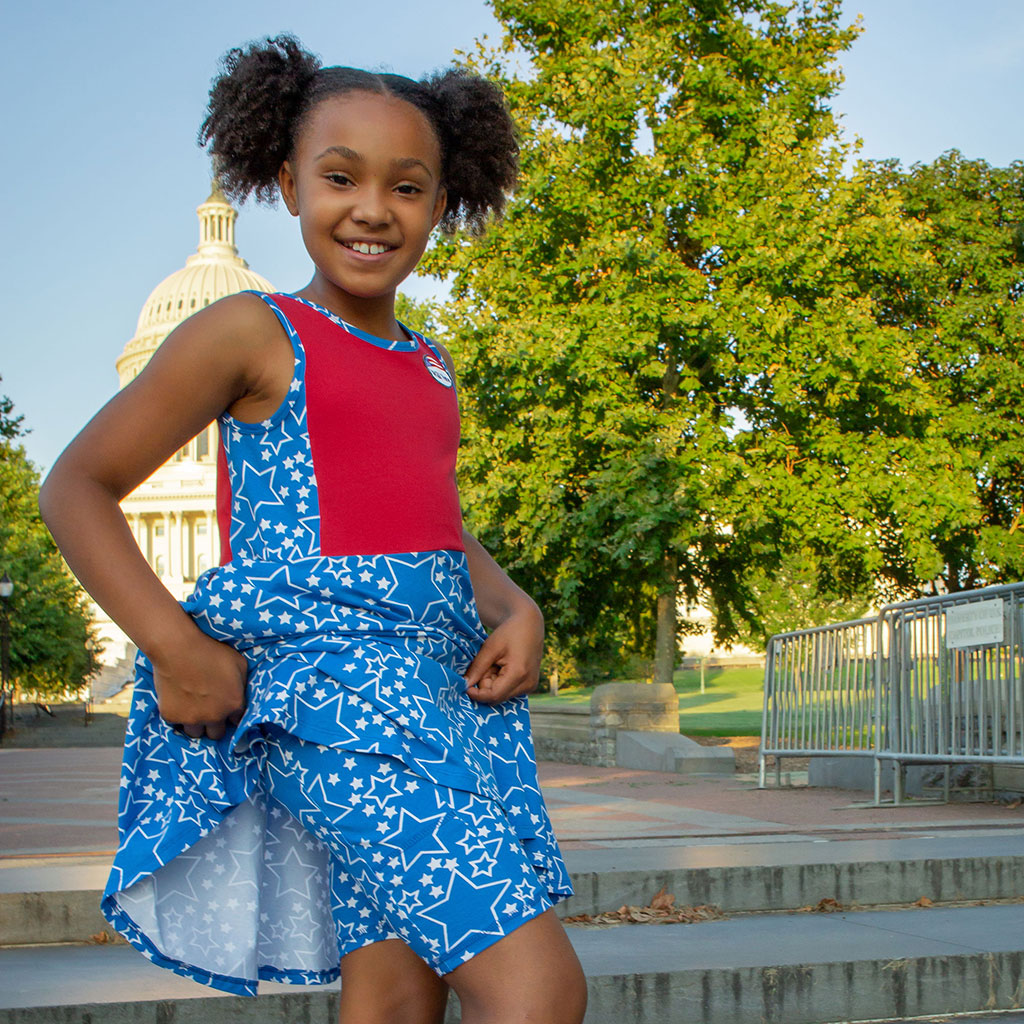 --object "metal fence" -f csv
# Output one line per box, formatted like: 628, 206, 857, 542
759, 616, 881, 788
759, 581, 1024, 803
